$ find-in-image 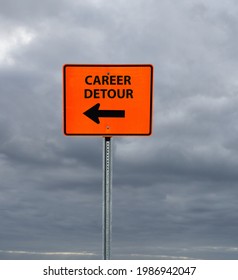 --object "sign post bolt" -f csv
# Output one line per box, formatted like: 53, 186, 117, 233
103, 137, 112, 260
